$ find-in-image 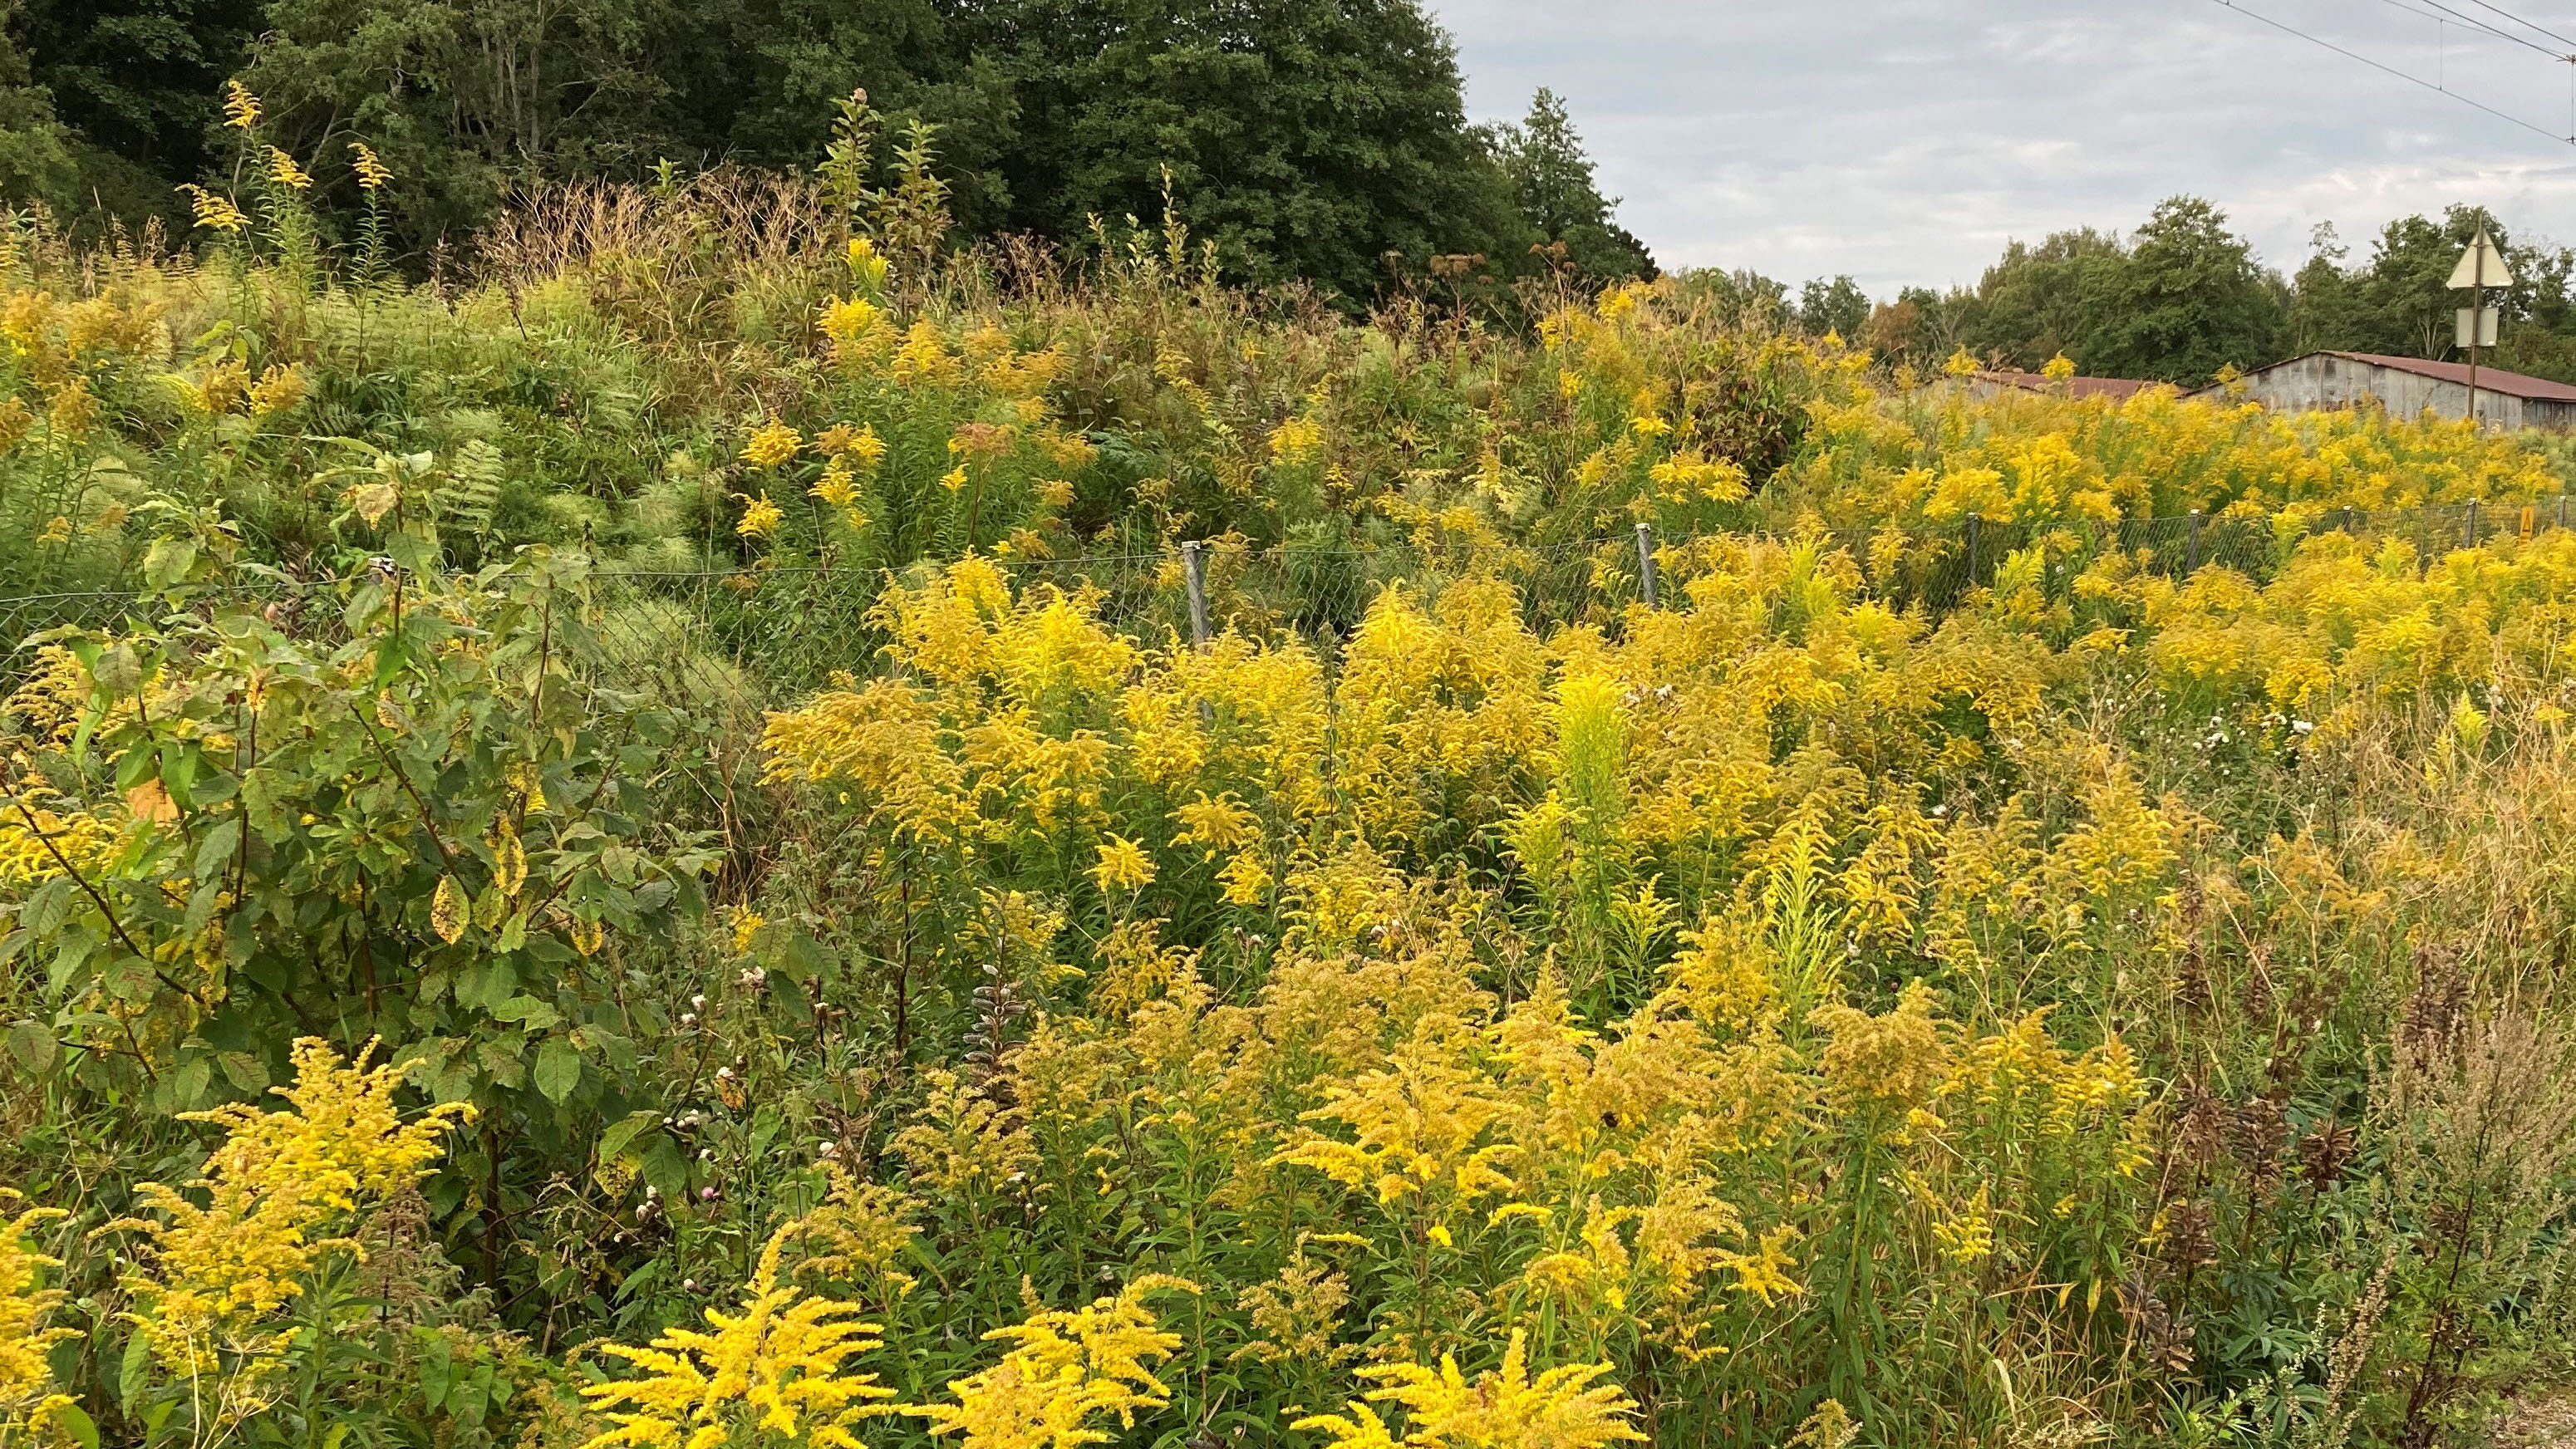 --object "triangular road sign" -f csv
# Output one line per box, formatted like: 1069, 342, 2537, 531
2448, 226, 2515, 289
